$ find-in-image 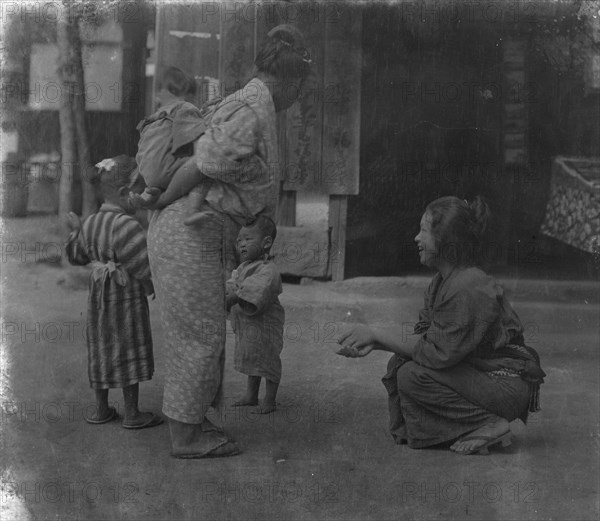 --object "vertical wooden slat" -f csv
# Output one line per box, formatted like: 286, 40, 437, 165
220, 1, 256, 97
328, 194, 348, 281
152, 5, 164, 112
321, 3, 361, 195
500, 36, 528, 266
281, 6, 325, 193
